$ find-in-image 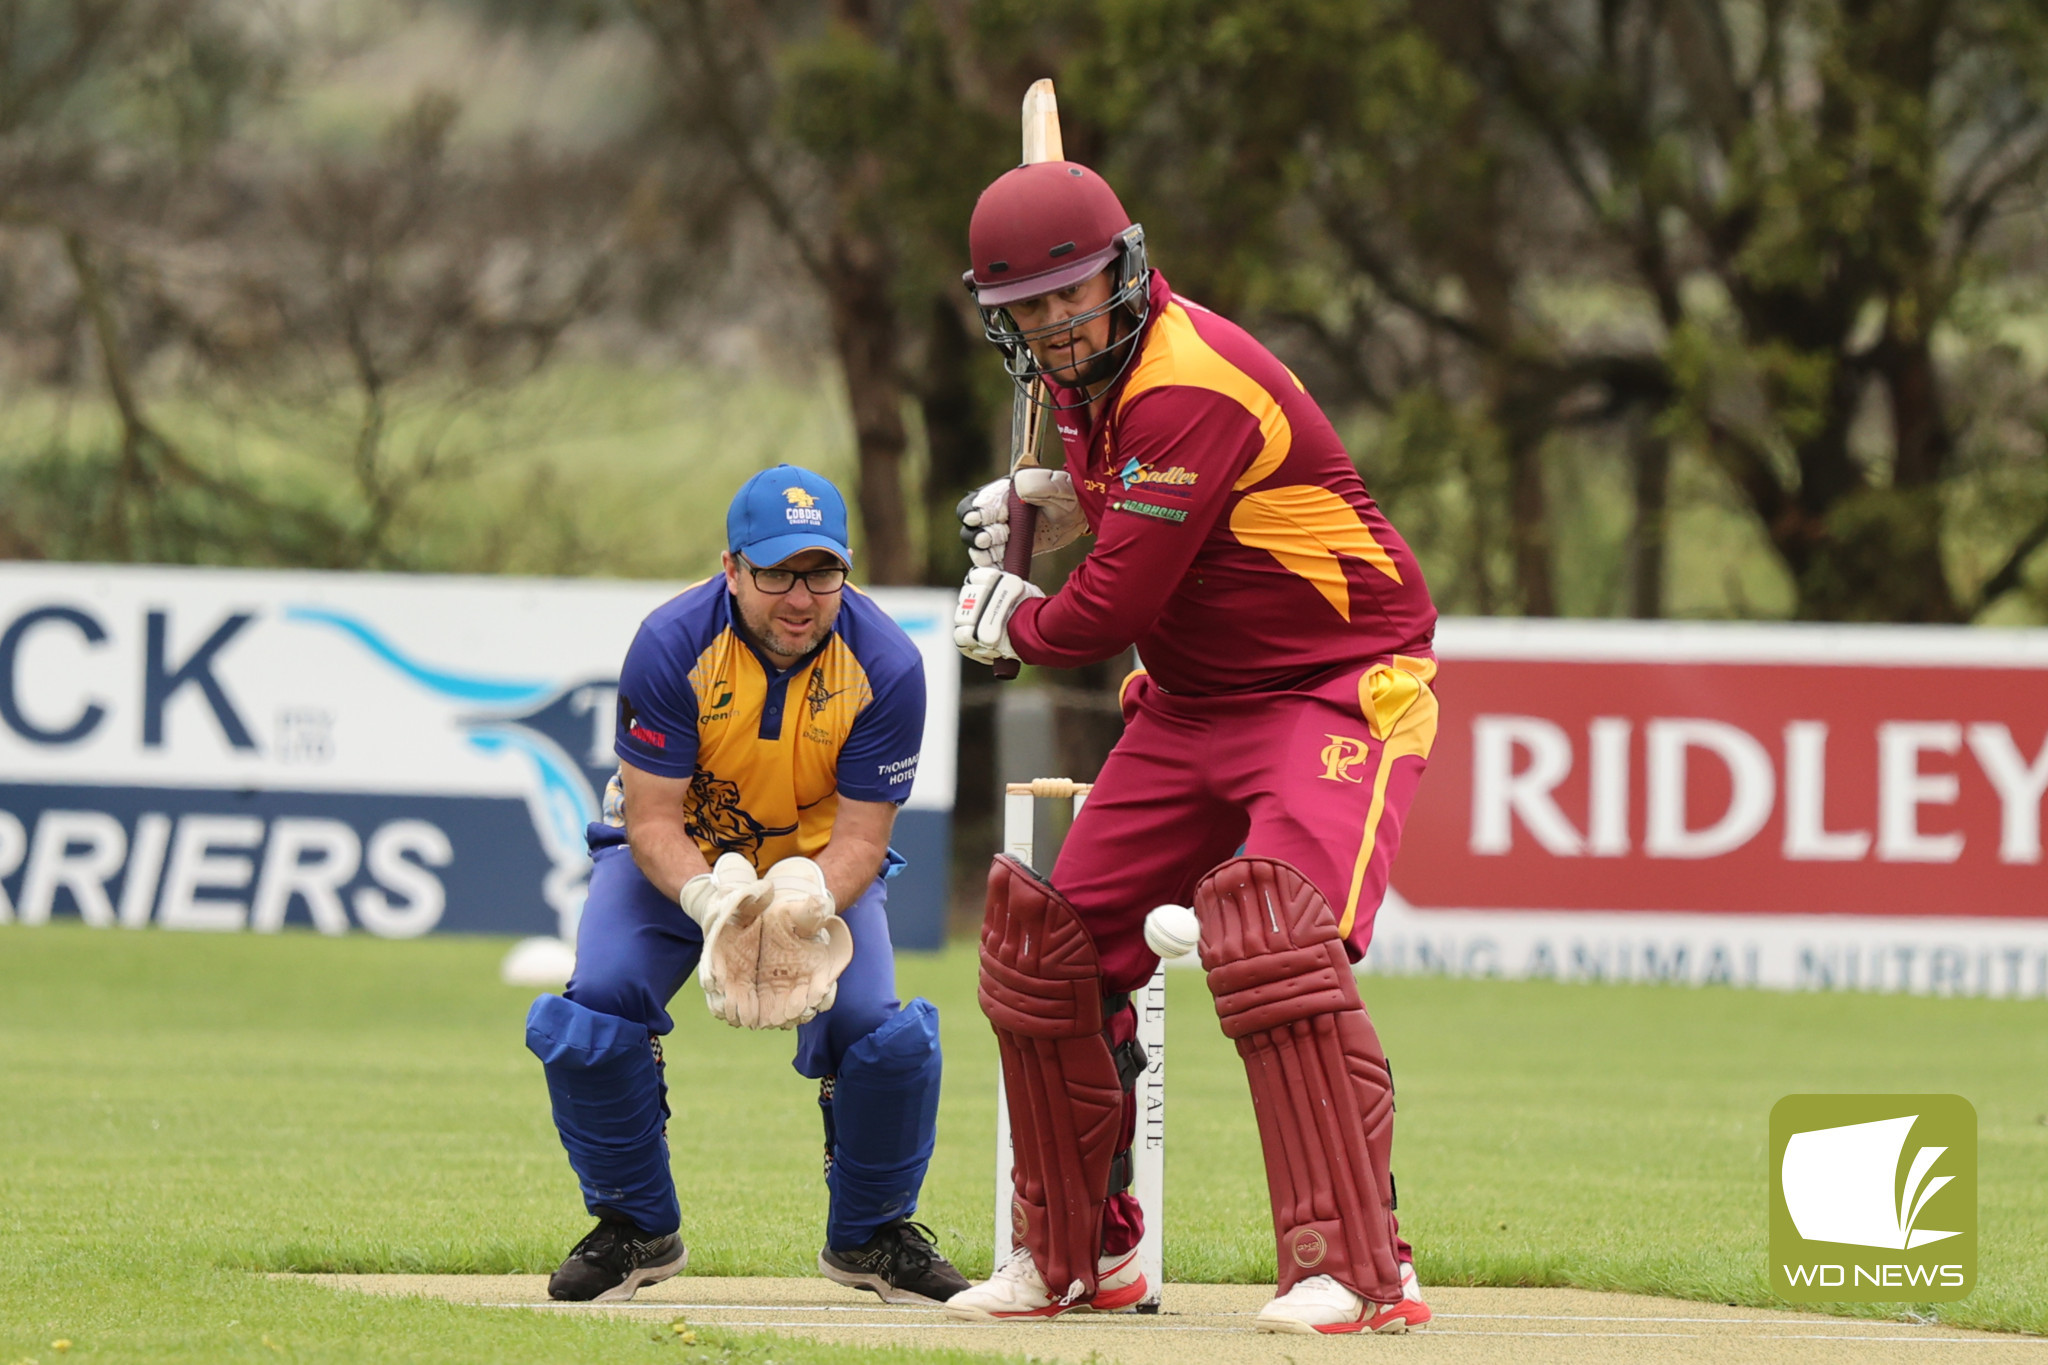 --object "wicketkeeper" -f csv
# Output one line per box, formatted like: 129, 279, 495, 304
948, 160, 1441, 1333
524, 465, 967, 1306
